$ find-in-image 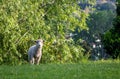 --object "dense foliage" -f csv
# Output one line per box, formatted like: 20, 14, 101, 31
74, 1, 116, 60
0, 0, 88, 65
103, 0, 120, 59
